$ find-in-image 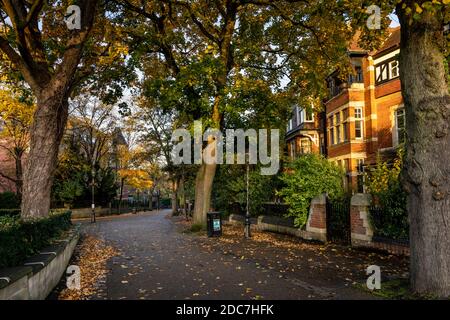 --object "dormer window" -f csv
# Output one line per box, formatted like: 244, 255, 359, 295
297, 107, 314, 124
305, 110, 314, 122
375, 58, 400, 84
